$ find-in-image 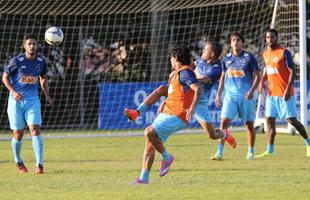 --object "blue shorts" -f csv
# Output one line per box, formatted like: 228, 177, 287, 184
194, 101, 213, 123
265, 96, 297, 119
152, 113, 186, 142
7, 96, 42, 130
221, 94, 255, 122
